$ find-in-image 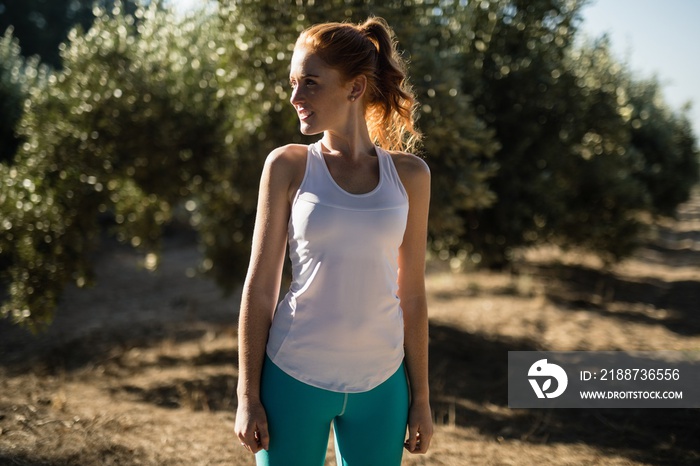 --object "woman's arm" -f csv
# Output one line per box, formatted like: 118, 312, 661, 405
394, 153, 433, 454
235, 146, 303, 453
